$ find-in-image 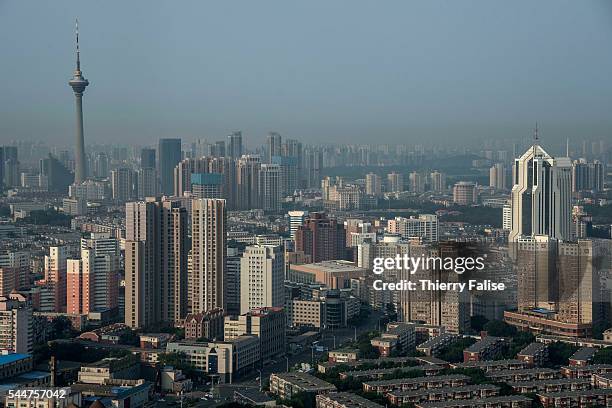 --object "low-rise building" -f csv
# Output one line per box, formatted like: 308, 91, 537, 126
507, 378, 591, 394
414, 396, 532, 408
167, 336, 260, 383
328, 349, 358, 363
362, 375, 470, 394
568, 347, 596, 367
516, 342, 548, 367
269, 372, 336, 400
70, 380, 152, 408
486, 368, 560, 383
538, 389, 612, 408
417, 334, 460, 357
160, 366, 192, 394
139, 333, 171, 349
386, 384, 500, 406
339, 366, 442, 380
0, 352, 33, 380
450, 359, 527, 372
463, 336, 506, 362
77, 355, 140, 385
316, 392, 384, 408
561, 364, 612, 379
592, 372, 612, 388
